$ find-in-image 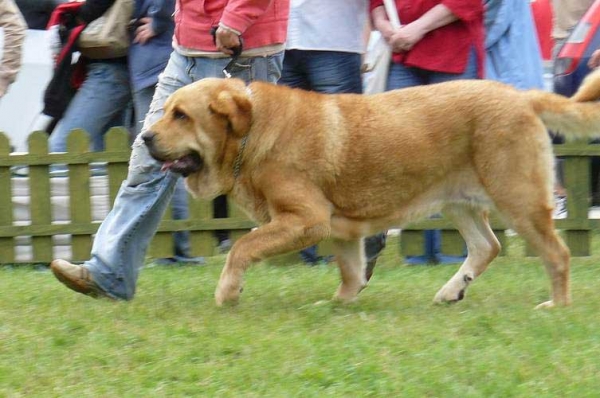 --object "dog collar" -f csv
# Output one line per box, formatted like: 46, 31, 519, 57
232, 86, 253, 179
233, 135, 248, 179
